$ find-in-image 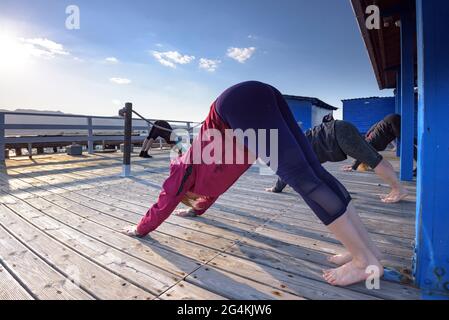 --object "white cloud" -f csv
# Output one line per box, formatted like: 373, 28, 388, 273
18, 37, 70, 59
105, 57, 119, 64
227, 47, 256, 63
112, 99, 121, 106
110, 77, 131, 85
73, 57, 84, 62
199, 58, 221, 72
152, 50, 195, 68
